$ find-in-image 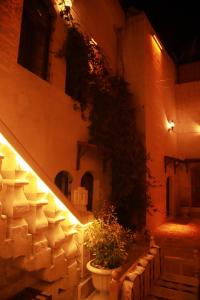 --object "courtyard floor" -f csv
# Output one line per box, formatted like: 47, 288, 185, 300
152, 217, 200, 257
